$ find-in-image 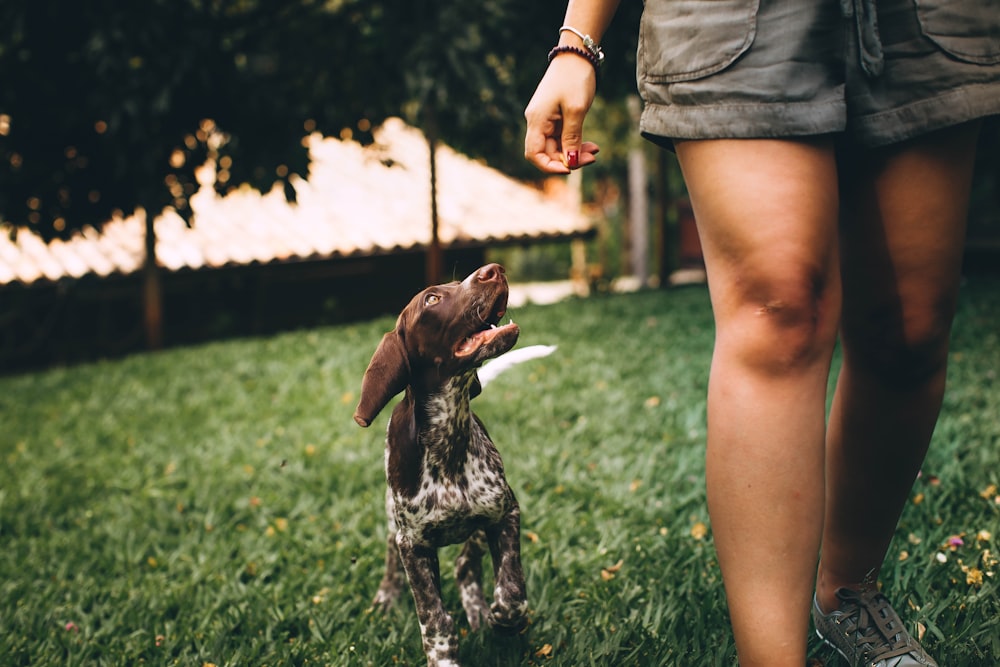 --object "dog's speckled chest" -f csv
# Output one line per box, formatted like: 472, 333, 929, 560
385, 378, 514, 547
